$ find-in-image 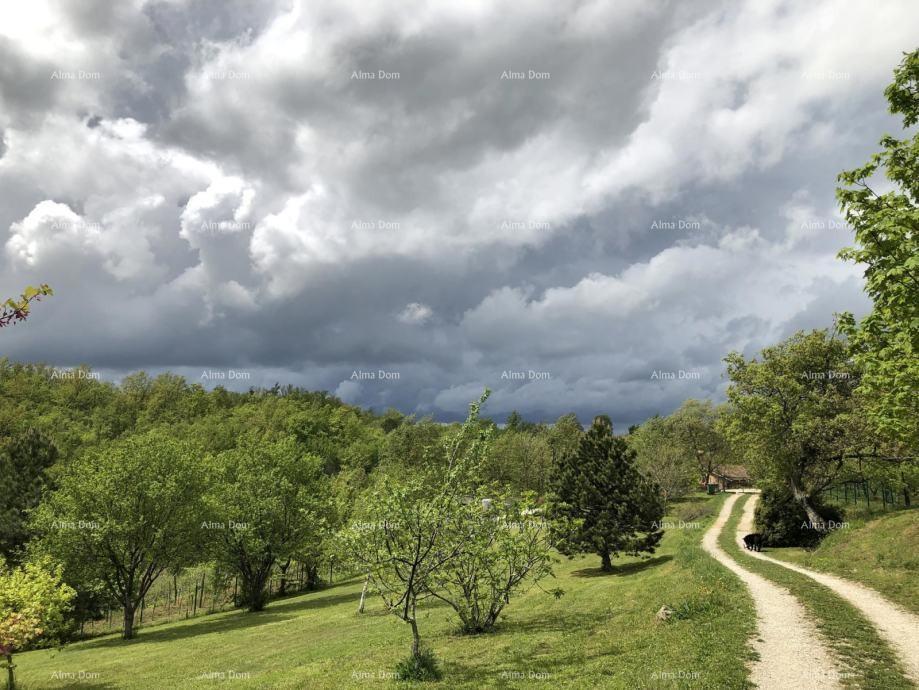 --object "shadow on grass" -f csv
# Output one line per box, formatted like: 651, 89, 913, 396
571, 555, 672, 578
78, 589, 360, 650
